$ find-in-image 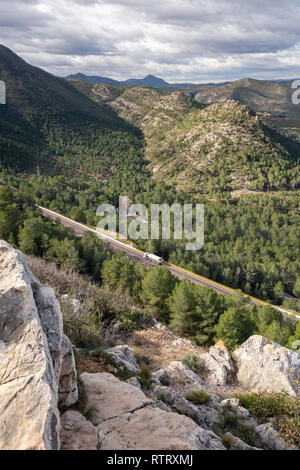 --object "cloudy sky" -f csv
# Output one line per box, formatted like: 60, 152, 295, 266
1, 0, 300, 82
